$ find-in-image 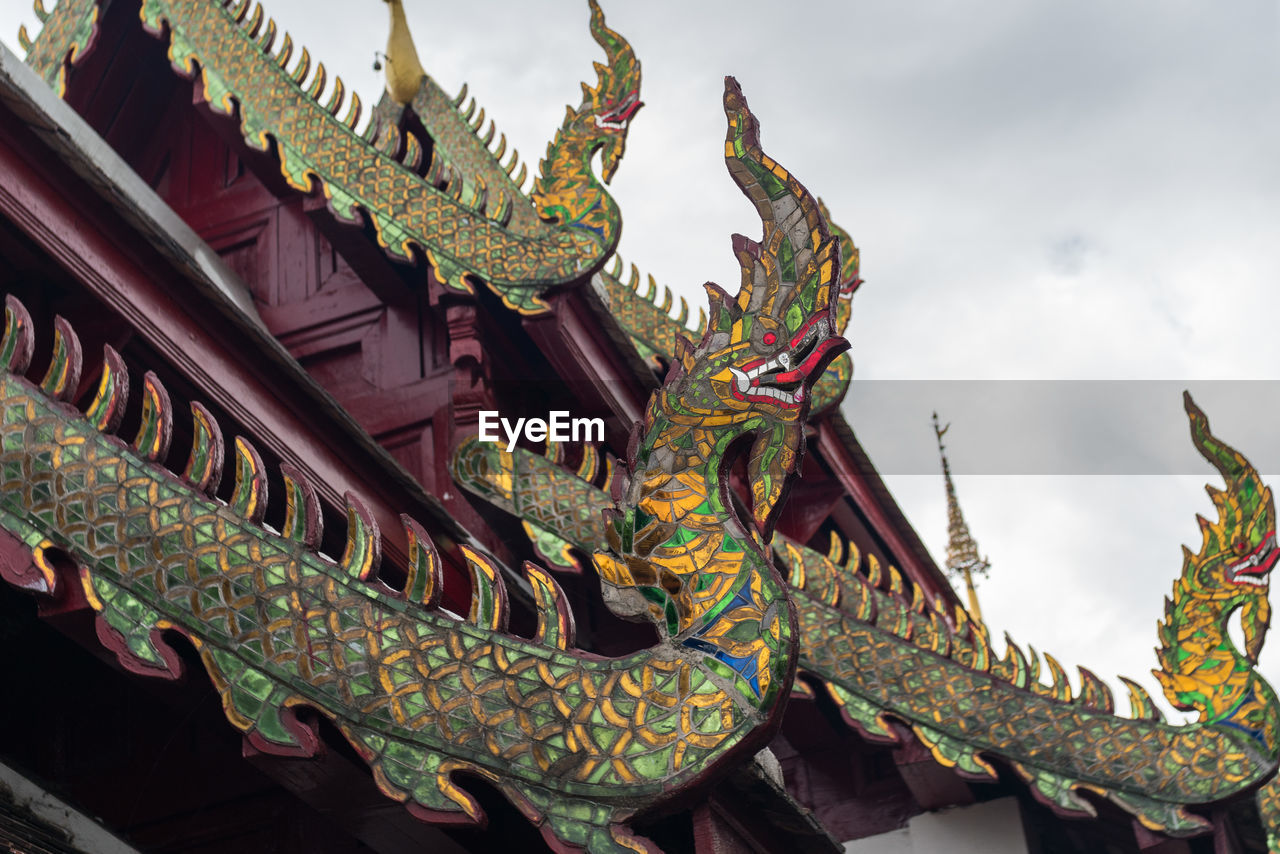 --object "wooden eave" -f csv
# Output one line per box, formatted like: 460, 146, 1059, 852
521, 276, 659, 449
0, 42, 484, 587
